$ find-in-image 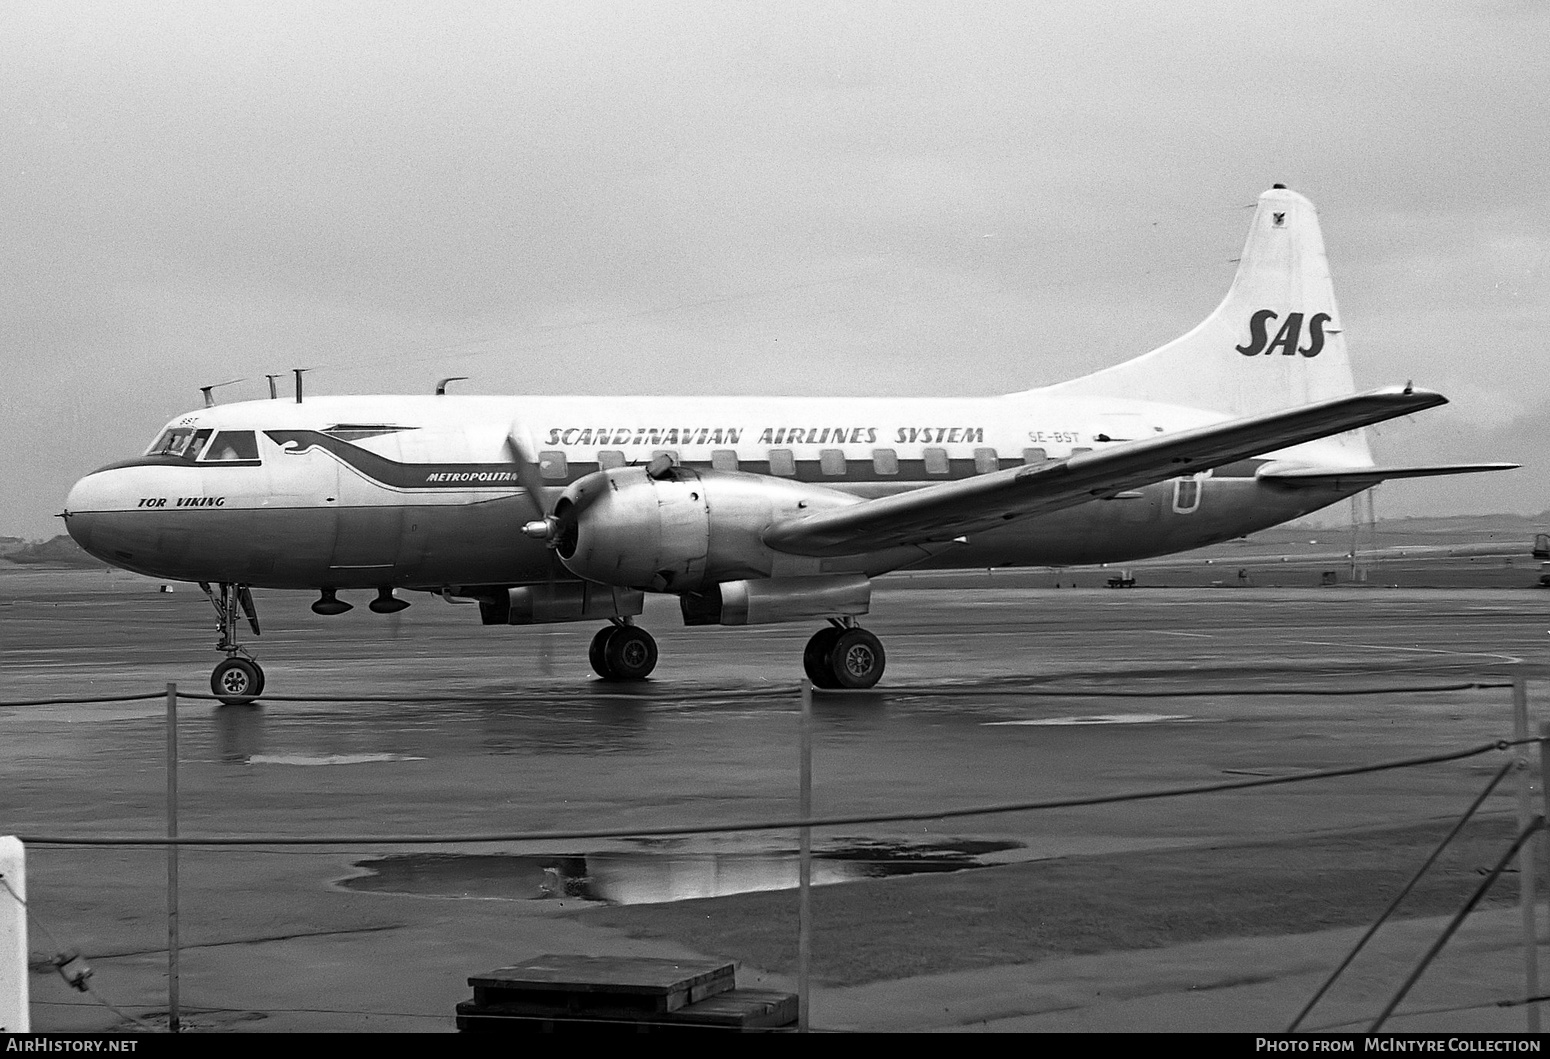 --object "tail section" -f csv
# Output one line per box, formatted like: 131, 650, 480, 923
1036, 187, 1521, 487
1044, 186, 1362, 420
